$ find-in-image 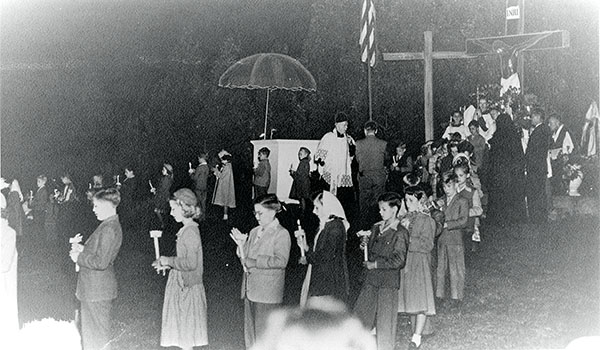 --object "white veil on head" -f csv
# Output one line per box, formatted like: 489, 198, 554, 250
320, 190, 350, 232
